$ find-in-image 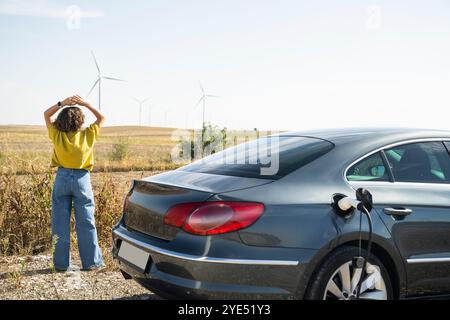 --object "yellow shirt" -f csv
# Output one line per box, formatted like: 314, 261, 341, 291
48, 123, 99, 171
